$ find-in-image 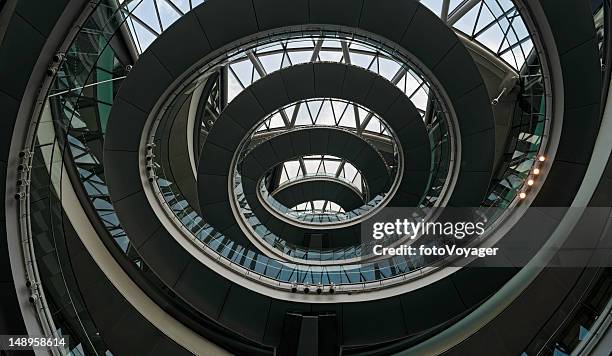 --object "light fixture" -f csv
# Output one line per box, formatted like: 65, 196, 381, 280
538, 155, 546, 162
527, 179, 535, 186
519, 192, 527, 199
533, 168, 540, 175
